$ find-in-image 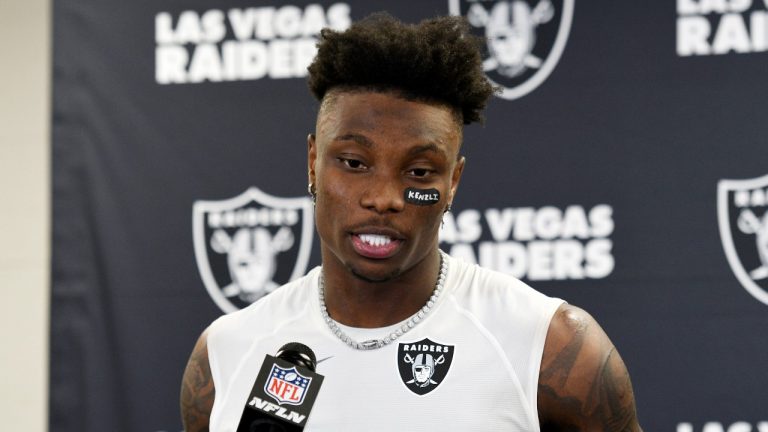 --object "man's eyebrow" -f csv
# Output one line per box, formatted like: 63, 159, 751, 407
409, 143, 446, 158
333, 135, 449, 158
334, 133, 373, 147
